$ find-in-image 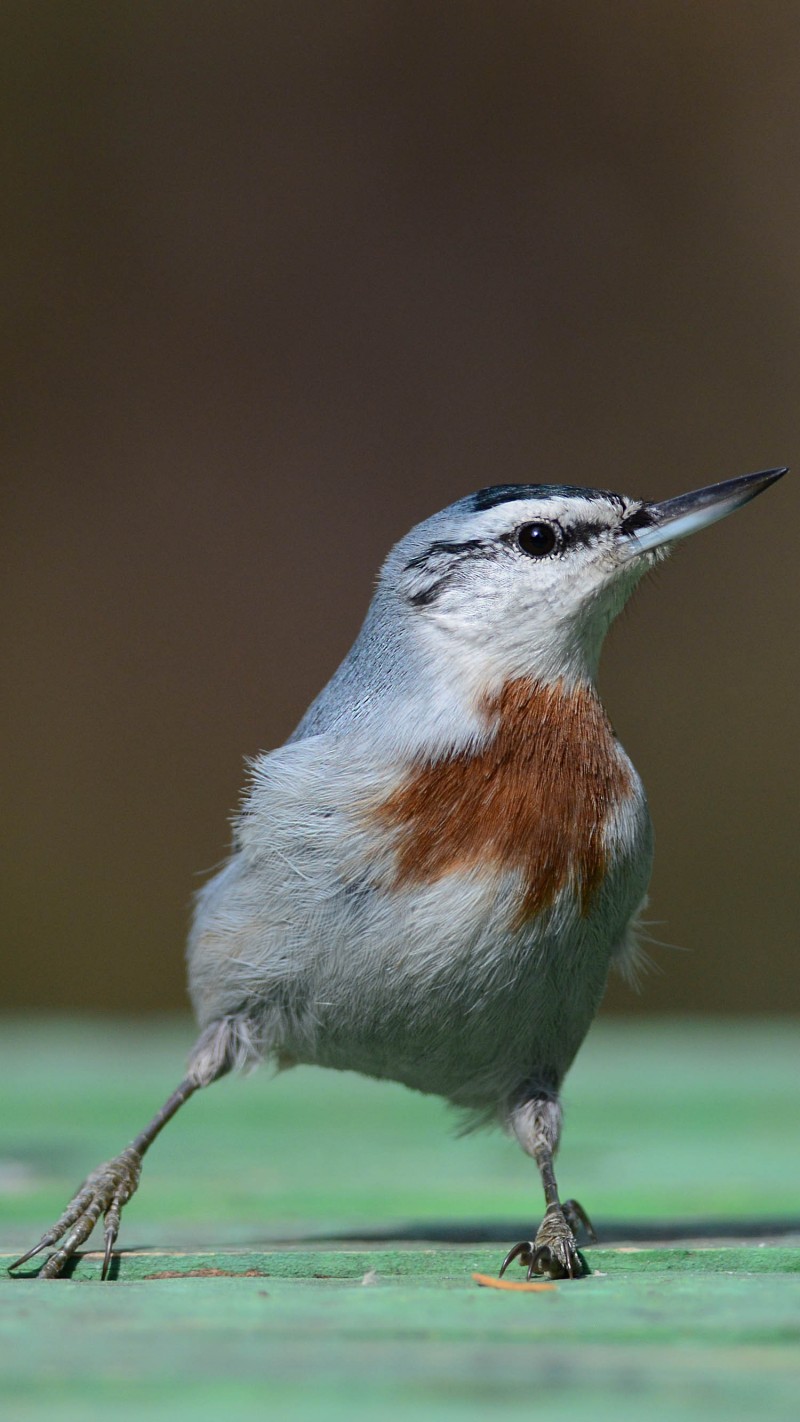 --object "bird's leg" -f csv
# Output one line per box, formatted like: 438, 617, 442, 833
9, 1013, 256, 1280
499, 1093, 595, 1281
7, 1074, 206, 1280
